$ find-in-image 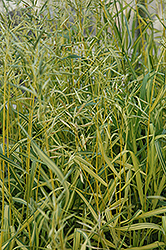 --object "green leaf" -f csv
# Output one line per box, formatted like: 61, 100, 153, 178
150, 84, 166, 112
117, 223, 165, 234
76, 190, 98, 222
74, 156, 108, 187
155, 140, 166, 175
130, 151, 144, 208
97, 130, 120, 178
137, 207, 166, 220
31, 141, 69, 211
